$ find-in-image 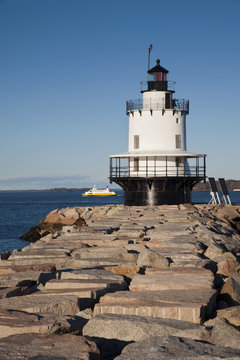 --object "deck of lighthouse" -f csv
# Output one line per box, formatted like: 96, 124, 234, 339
109, 151, 206, 180
109, 151, 206, 205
